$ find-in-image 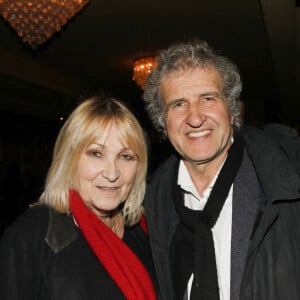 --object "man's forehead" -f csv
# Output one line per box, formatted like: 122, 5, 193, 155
161, 65, 220, 82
